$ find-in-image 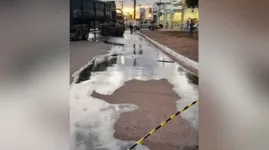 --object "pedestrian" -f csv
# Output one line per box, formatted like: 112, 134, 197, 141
188, 18, 192, 22
186, 18, 191, 29
188, 19, 194, 37
129, 23, 134, 34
